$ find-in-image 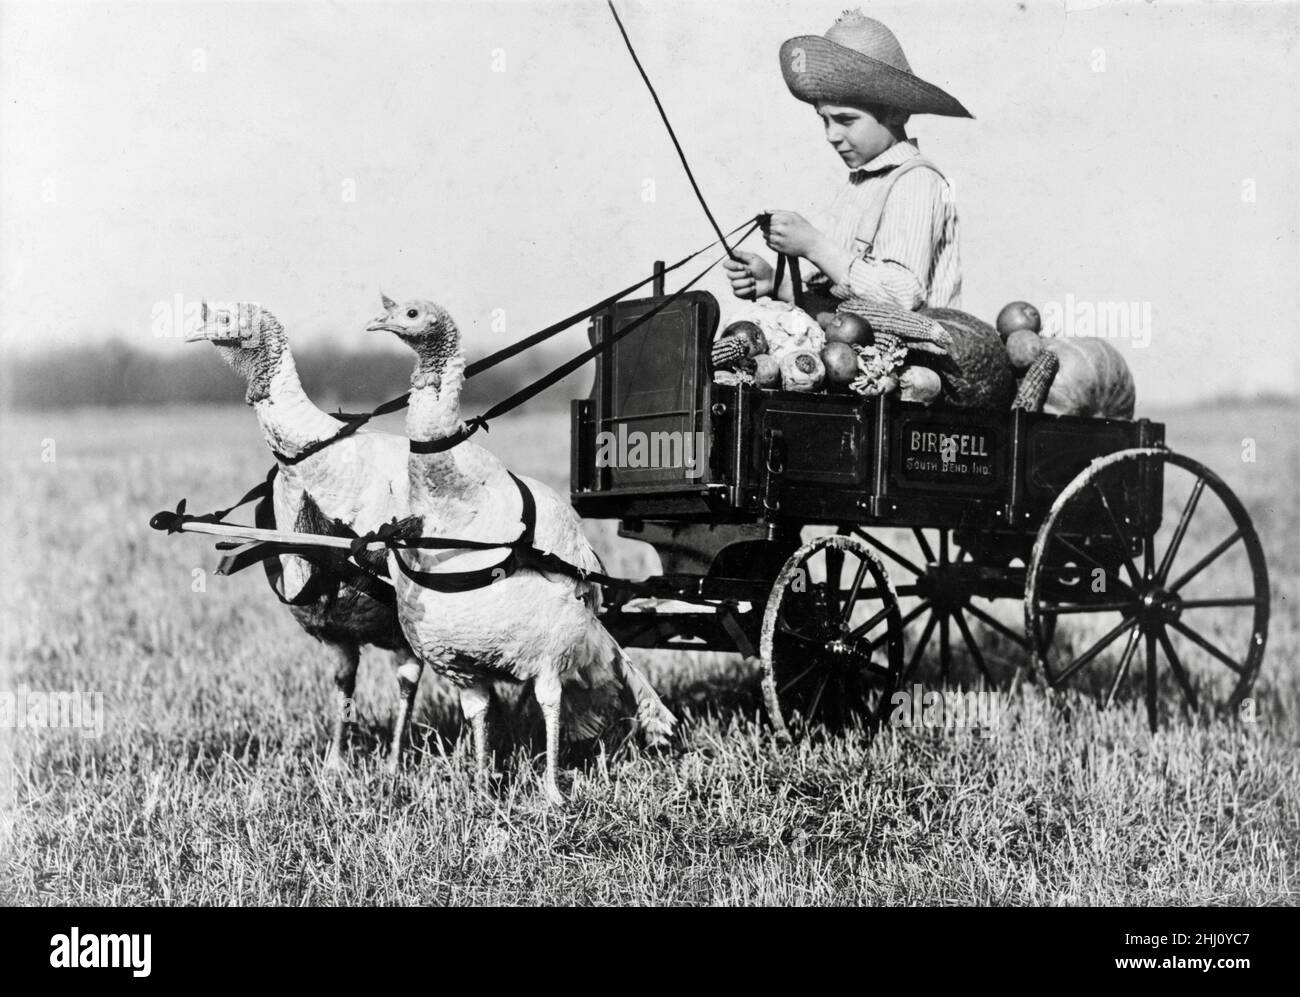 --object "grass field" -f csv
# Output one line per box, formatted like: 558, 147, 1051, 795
1, 399, 1297, 905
